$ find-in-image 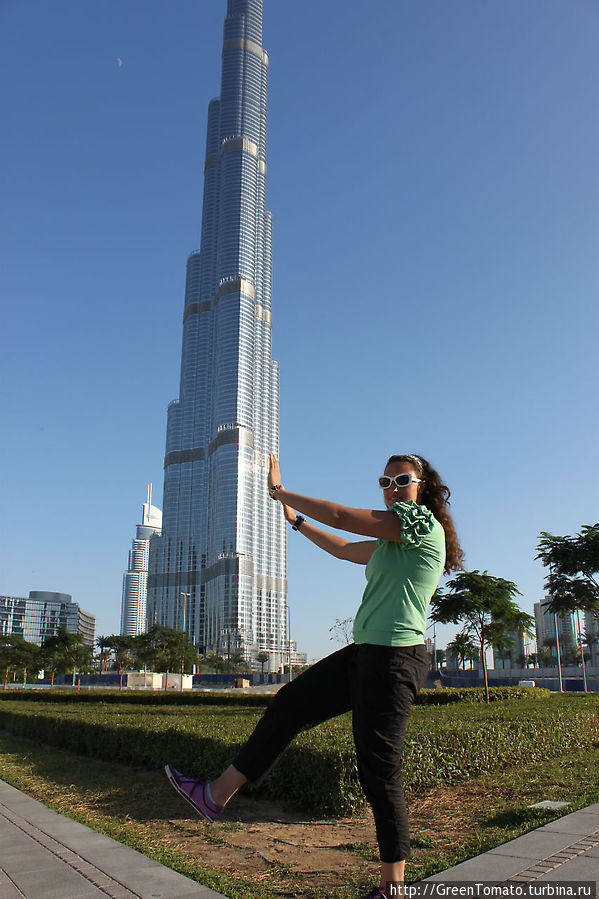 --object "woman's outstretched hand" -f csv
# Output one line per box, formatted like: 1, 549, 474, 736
268, 453, 282, 494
